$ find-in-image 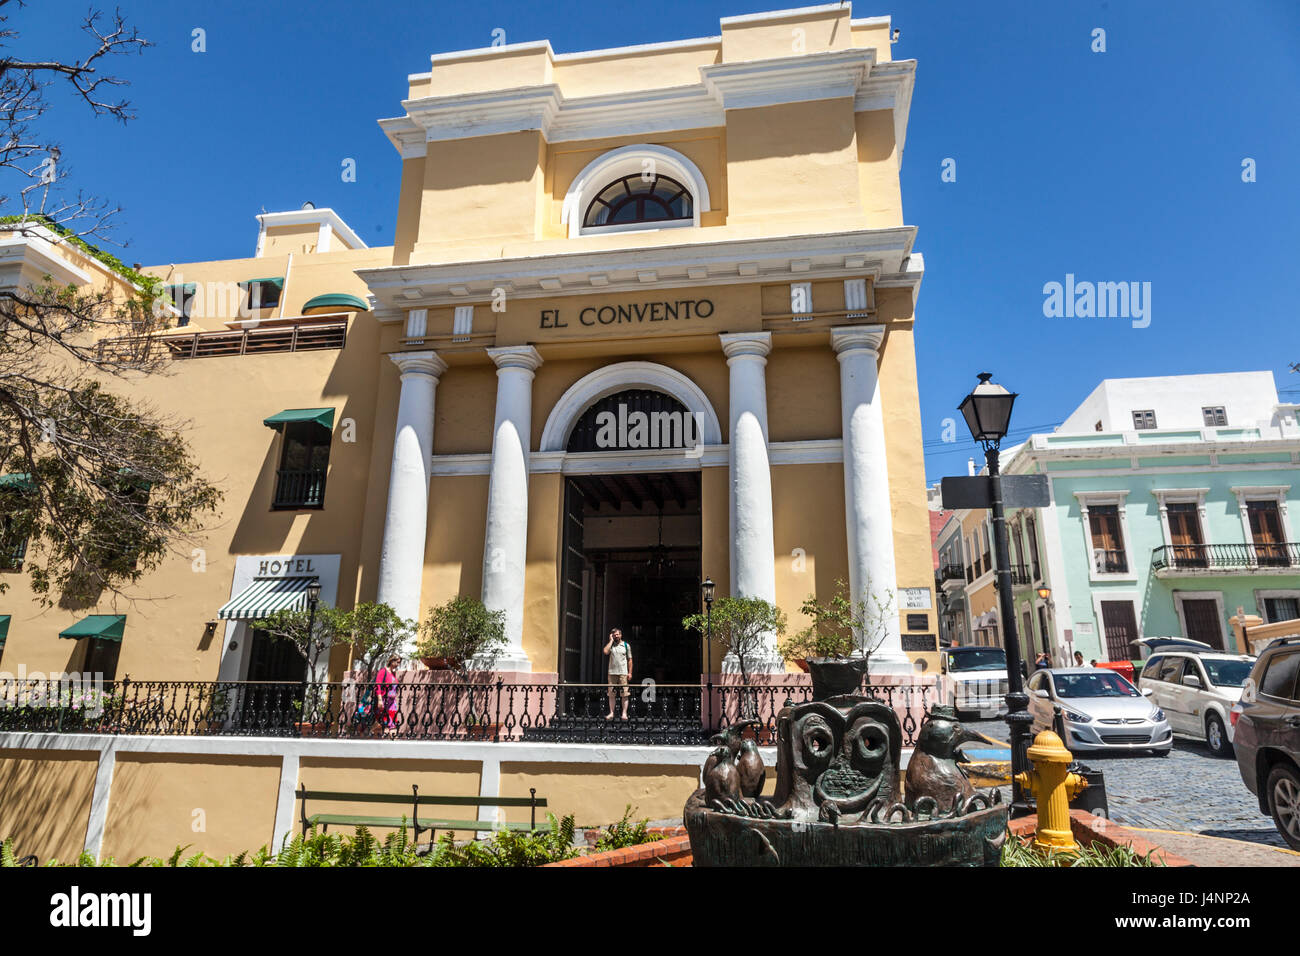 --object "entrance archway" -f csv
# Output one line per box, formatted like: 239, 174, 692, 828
558, 469, 702, 684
